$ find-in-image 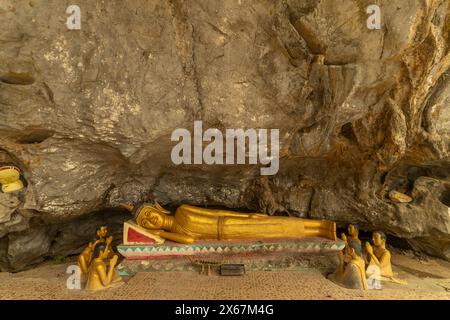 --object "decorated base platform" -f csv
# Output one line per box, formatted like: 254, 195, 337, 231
117, 237, 345, 276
